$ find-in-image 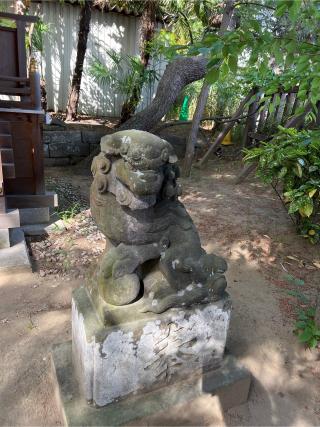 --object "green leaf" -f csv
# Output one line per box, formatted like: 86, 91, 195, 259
299, 328, 313, 342
299, 200, 313, 218
286, 53, 294, 67
276, 3, 288, 17
294, 163, 303, 178
297, 89, 307, 100
306, 307, 316, 317
298, 311, 309, 321
295, 320, 307, 329
249, 19, 260, 32
206, 67, 219, 83
284, 274, 304, 286
220, 61, 229, 79
287, 290, 309, 303
309, 337, 318, 348
309, 188, 317, 198
278, 166, 288, 178
288, 0, 301, 22
228, 55, 238, 73
269, 103, 275, 114
207, 57, 221, 68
